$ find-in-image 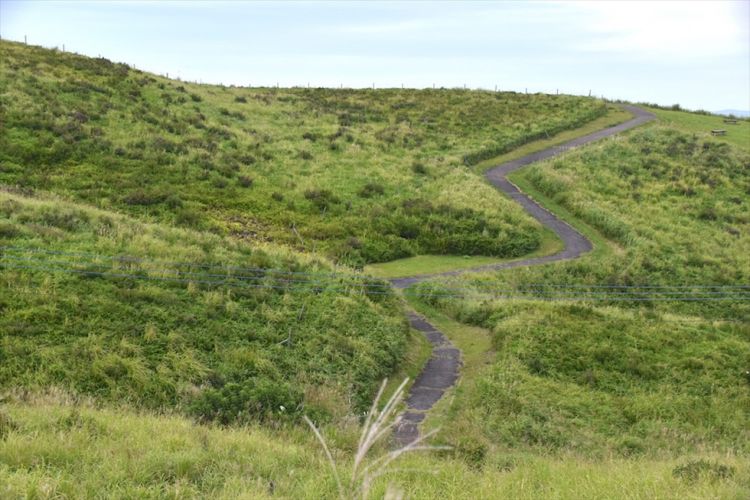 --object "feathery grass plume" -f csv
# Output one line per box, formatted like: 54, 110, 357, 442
304, 378, 449, 499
